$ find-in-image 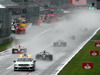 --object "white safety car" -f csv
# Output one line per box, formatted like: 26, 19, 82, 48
13, 54, 36, 71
